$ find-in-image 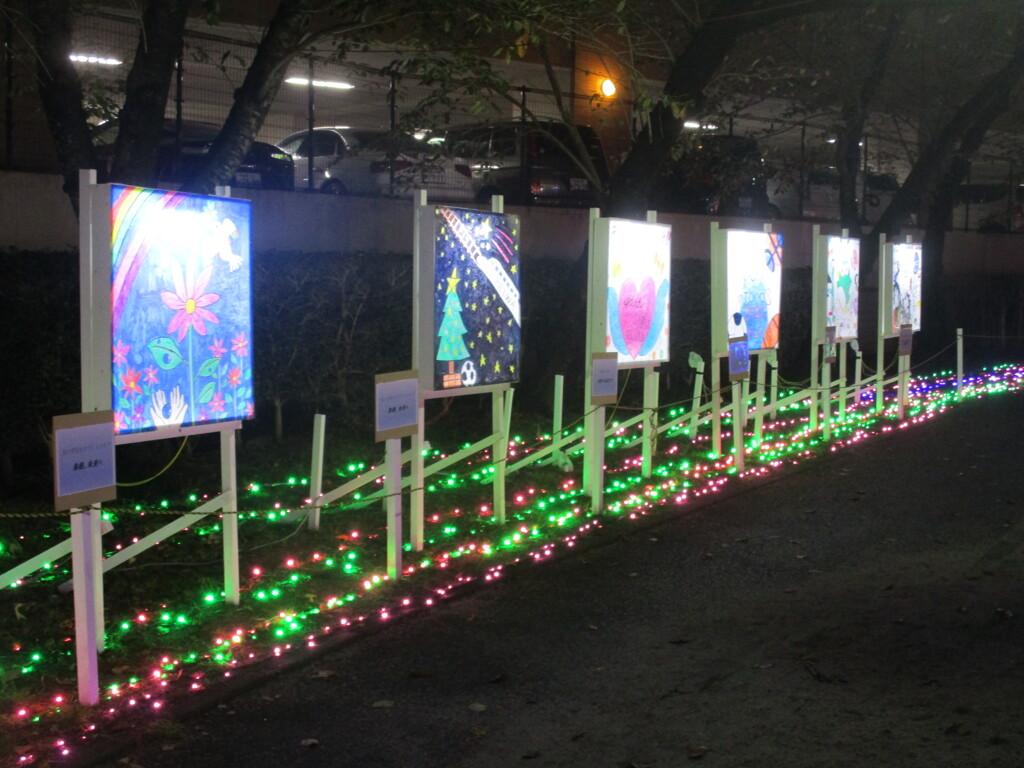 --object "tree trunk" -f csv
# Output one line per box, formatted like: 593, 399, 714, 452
274, 395, 285, 442
871, 33, 1024, 250
112, 0, 193, 186
28, 0, 98, 214
835, 11, 902, 236
186, 0, 326, 193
